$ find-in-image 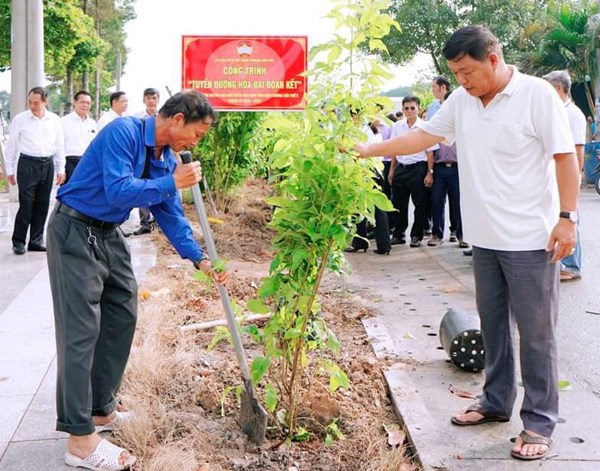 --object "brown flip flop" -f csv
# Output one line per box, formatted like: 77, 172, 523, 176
511, 430, 553, 461
451, 403, 510, 426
